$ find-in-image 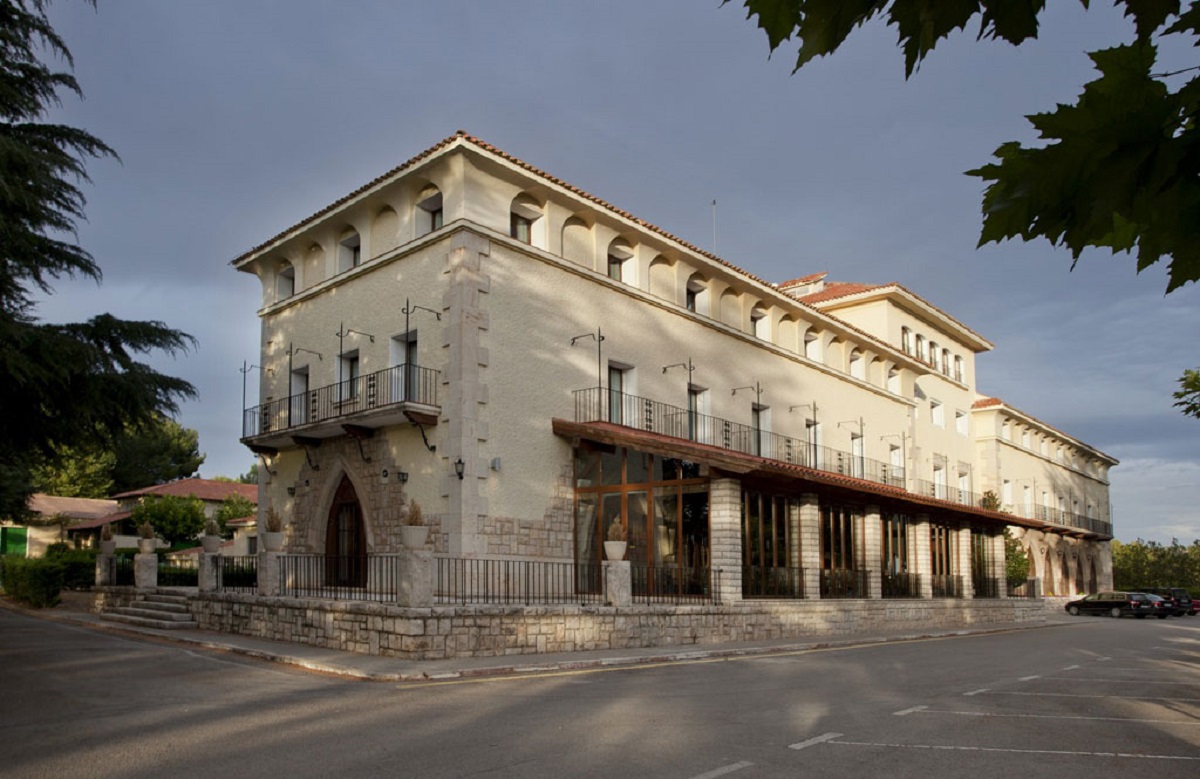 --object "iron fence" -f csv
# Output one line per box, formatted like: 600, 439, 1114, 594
881, 572, 921, 598
109, 554, 135, 586
436, 557, 606, 605
972, 576, 1001, 599
278, 554, 404, 602
742, 565, 804, 599
820, 568, 869, 599
931, 574, 963, 598
243, 363, 439, 438
158, 557, 198, 587
218, 556, 258, 593
632, 564, 718, 604
573, 387, 904, 488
